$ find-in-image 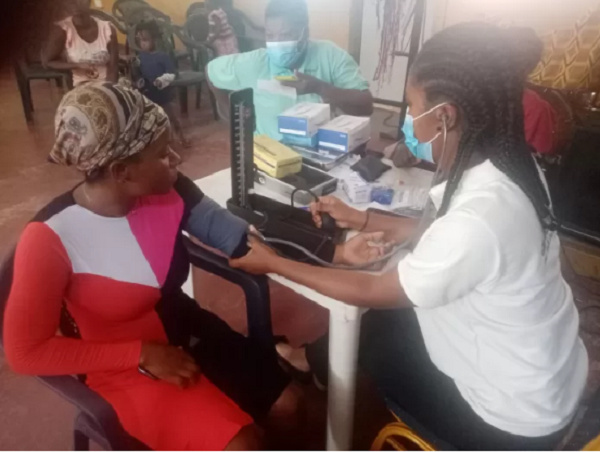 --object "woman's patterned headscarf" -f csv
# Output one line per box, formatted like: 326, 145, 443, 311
50, 82, 169, 176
